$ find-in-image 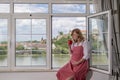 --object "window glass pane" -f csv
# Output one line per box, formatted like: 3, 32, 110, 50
90, 4, 96, 13
0, 19, 7, 34
0, 4, 10, 13
32, 19, 46, 34
0, 19, 8, 67
52, 17, 86, 68
16, 19, 31, 34
14, 4, 48, 13
32, 35, 47, 66
16, 35, 31, 66
0, 35, 7, 67
16, 19, 47, 67
52, 4, 86, 13
89, 14, 109, 70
